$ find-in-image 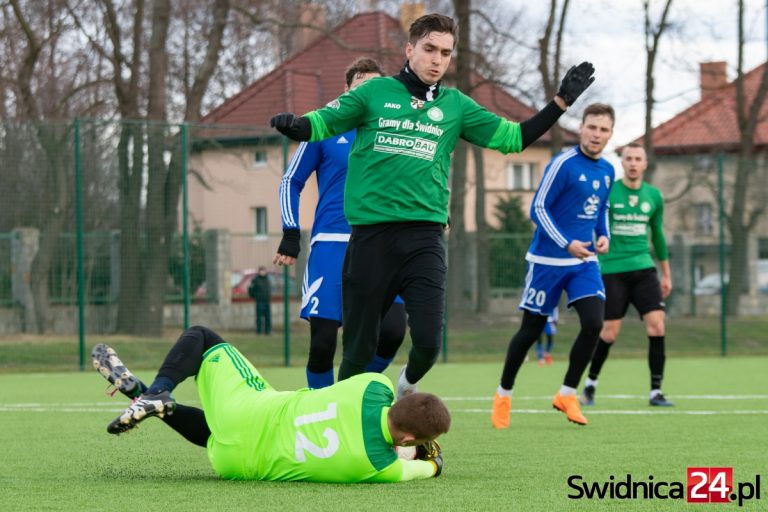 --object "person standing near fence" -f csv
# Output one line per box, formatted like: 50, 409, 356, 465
273, 57, 407, 389
580, 143, 674, 407
270, 13, 596, 398
248, 266, 272, 335
491, 103, 616, 428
